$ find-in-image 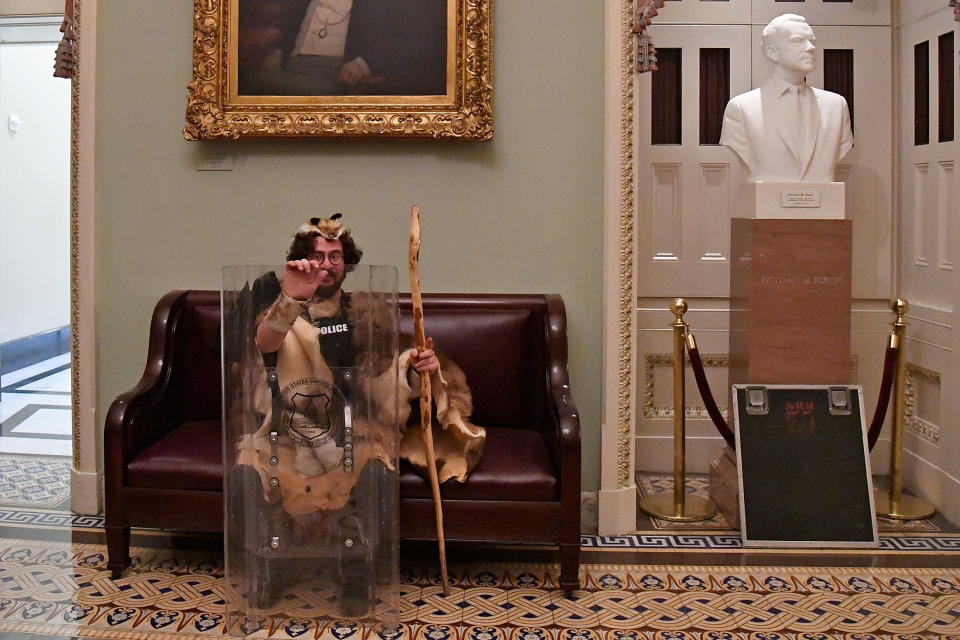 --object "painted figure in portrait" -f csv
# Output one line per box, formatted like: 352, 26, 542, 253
237, 0, 448, 96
